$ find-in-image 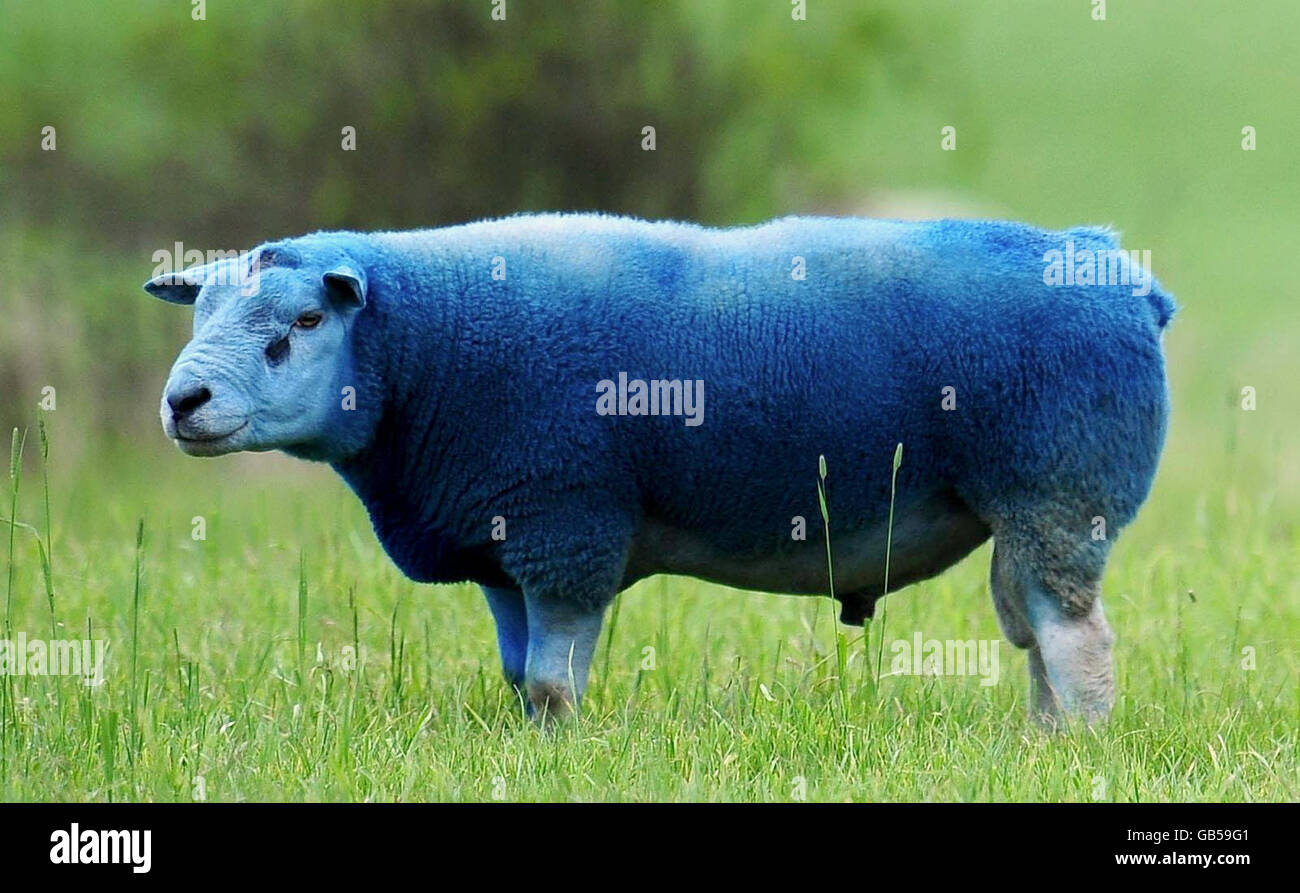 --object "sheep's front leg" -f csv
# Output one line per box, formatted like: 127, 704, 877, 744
482, 586, 528, 697
522, 591, 606, 722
